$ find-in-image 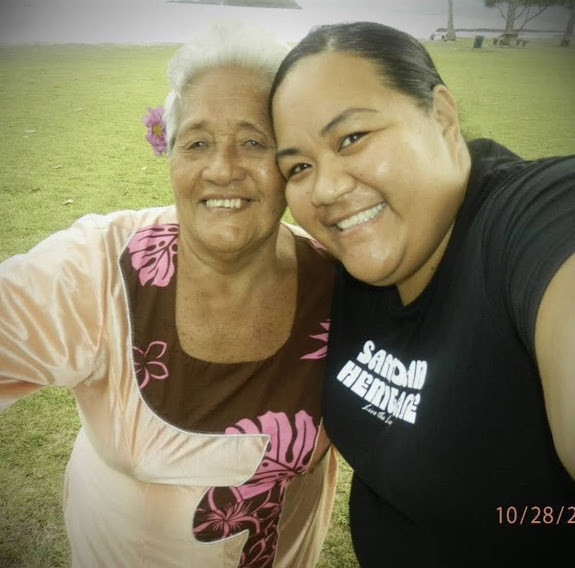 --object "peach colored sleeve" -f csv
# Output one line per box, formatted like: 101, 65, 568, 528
0, 215, 108, 412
